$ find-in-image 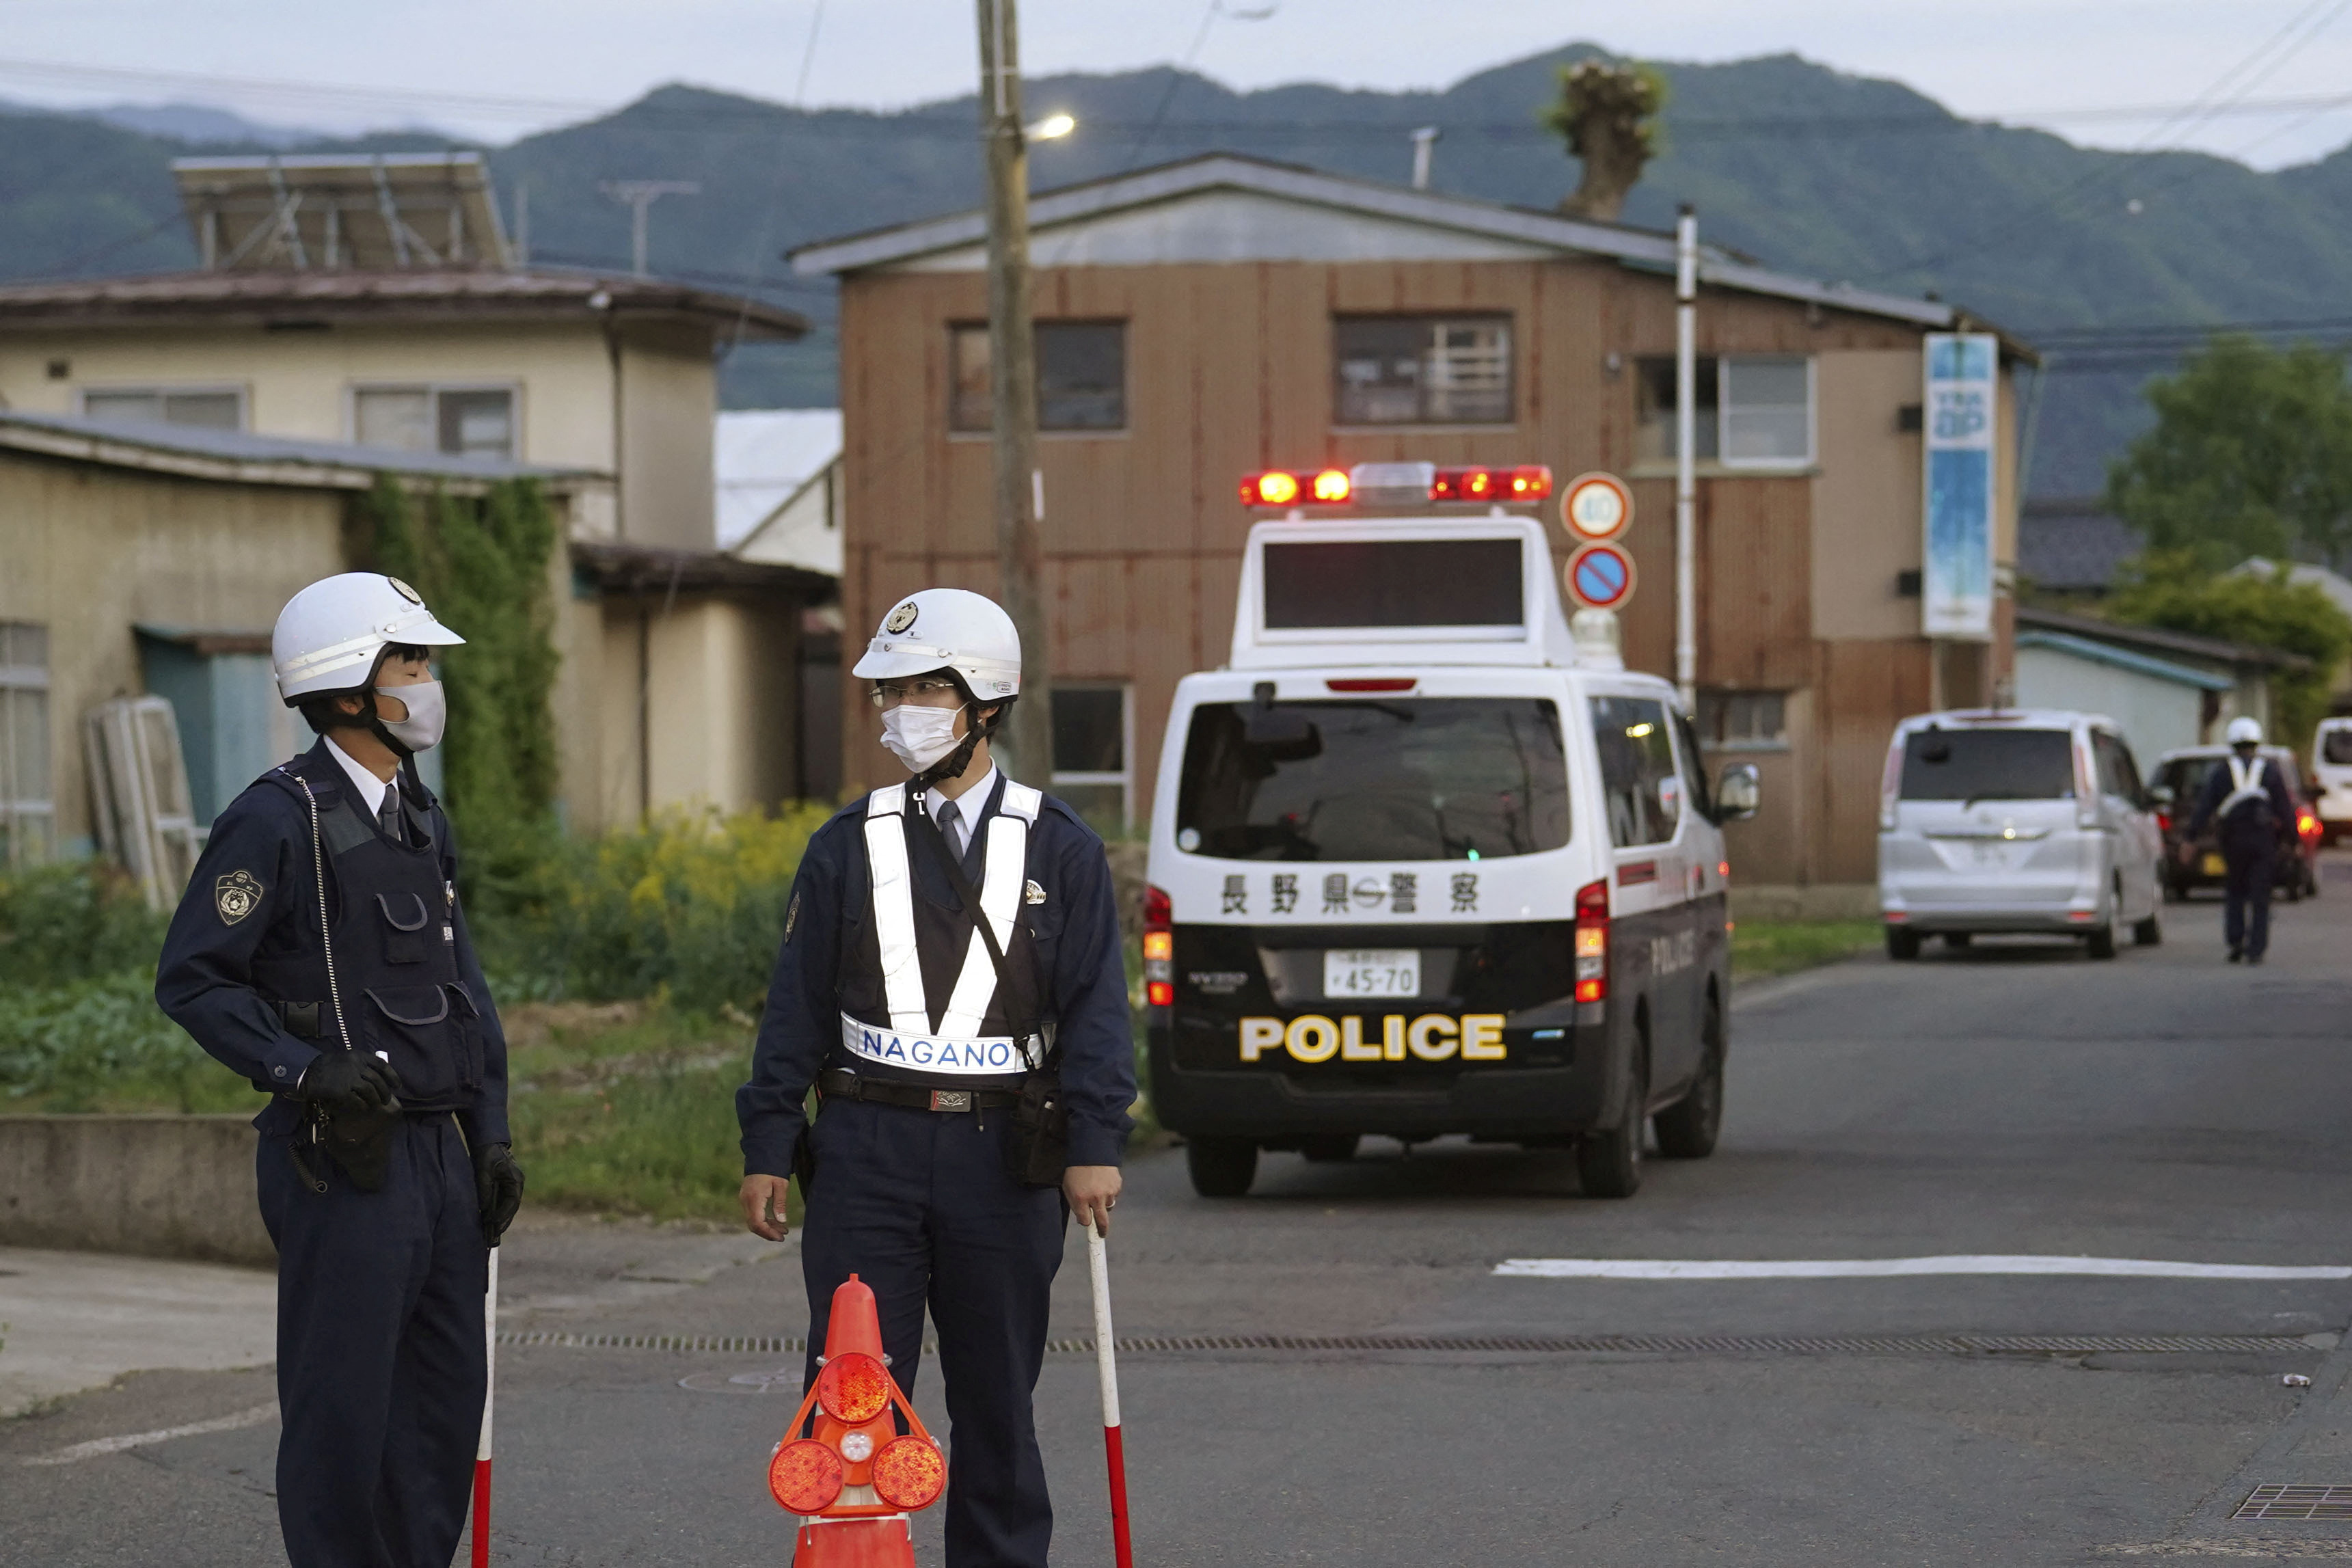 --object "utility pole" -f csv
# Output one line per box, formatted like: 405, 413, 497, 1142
1675, 204, 1699, 714
977, 0, 1053, 782
599, 180, 700, 277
